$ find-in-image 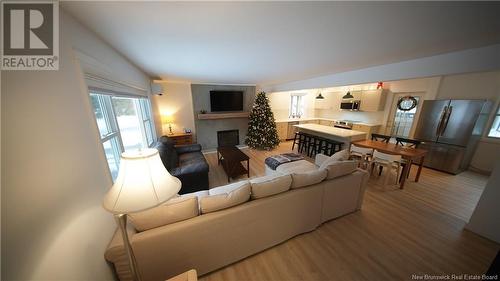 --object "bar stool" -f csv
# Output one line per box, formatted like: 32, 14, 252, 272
291, 131, 304, 152
299, 134, 312, 154
315, 137, 330, 156
330, 140, 344, 155
309, 136, 328, 158
307, 136, 321, 157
